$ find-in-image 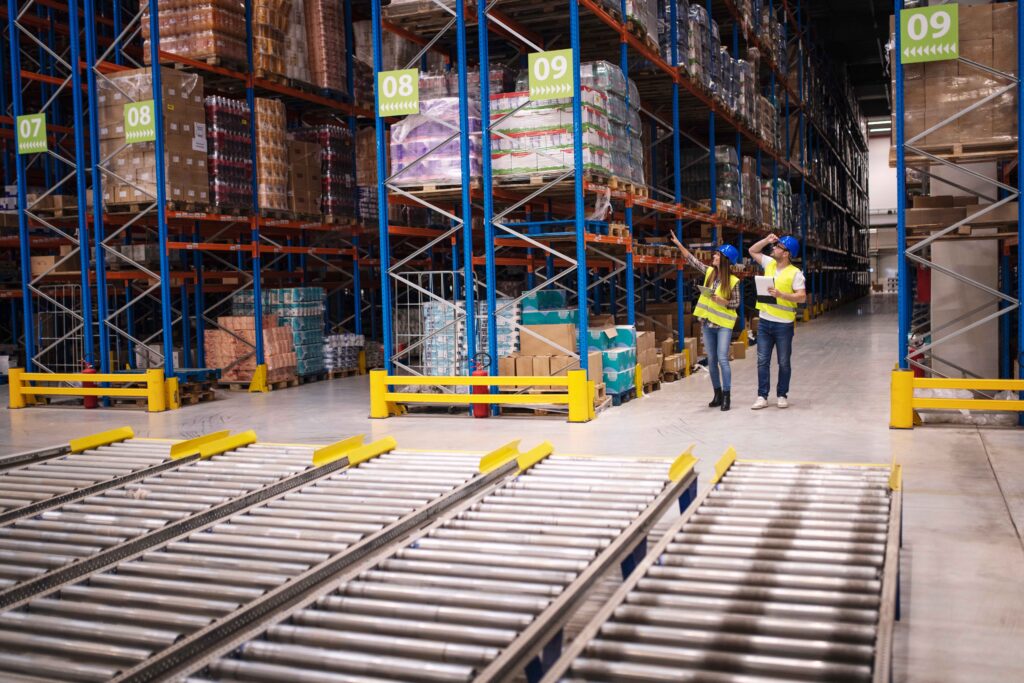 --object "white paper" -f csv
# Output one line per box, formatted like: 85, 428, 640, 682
696, 285, 716, 297
755, 276, 775, 296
